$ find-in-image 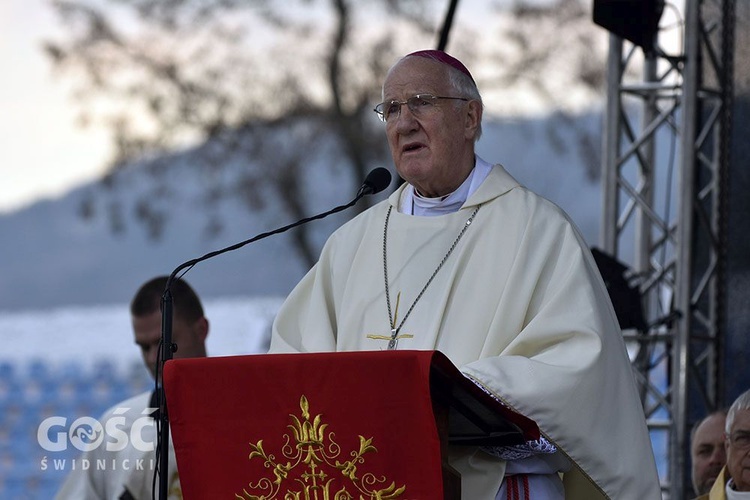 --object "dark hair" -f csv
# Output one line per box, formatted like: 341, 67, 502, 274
129, 276, 204, 324
690, 408, 729, 442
